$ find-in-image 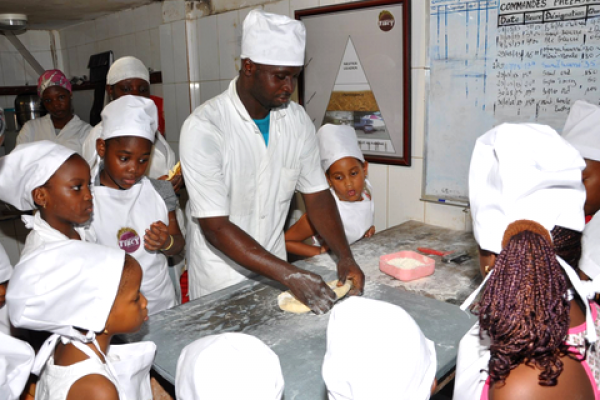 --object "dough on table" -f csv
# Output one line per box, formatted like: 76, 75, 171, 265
278, 279, 352, 314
